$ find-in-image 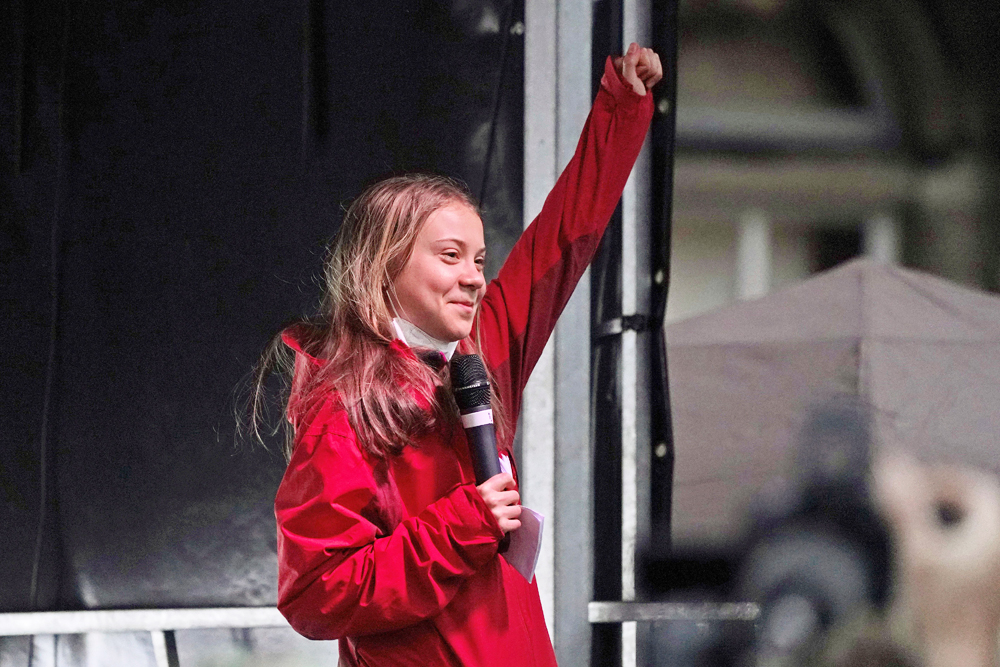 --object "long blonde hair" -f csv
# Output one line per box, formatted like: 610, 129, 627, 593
251, 174, 508, 461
